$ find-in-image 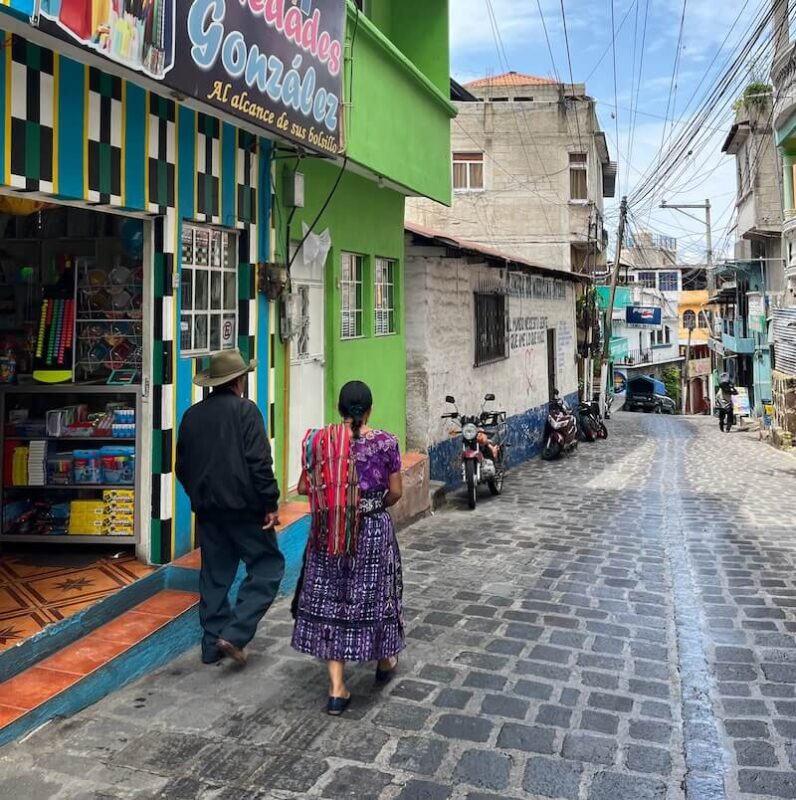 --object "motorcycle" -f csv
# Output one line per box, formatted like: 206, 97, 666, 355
443, 394, 507, 510
542, 391, 579, 460
576, 400, 608, 442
